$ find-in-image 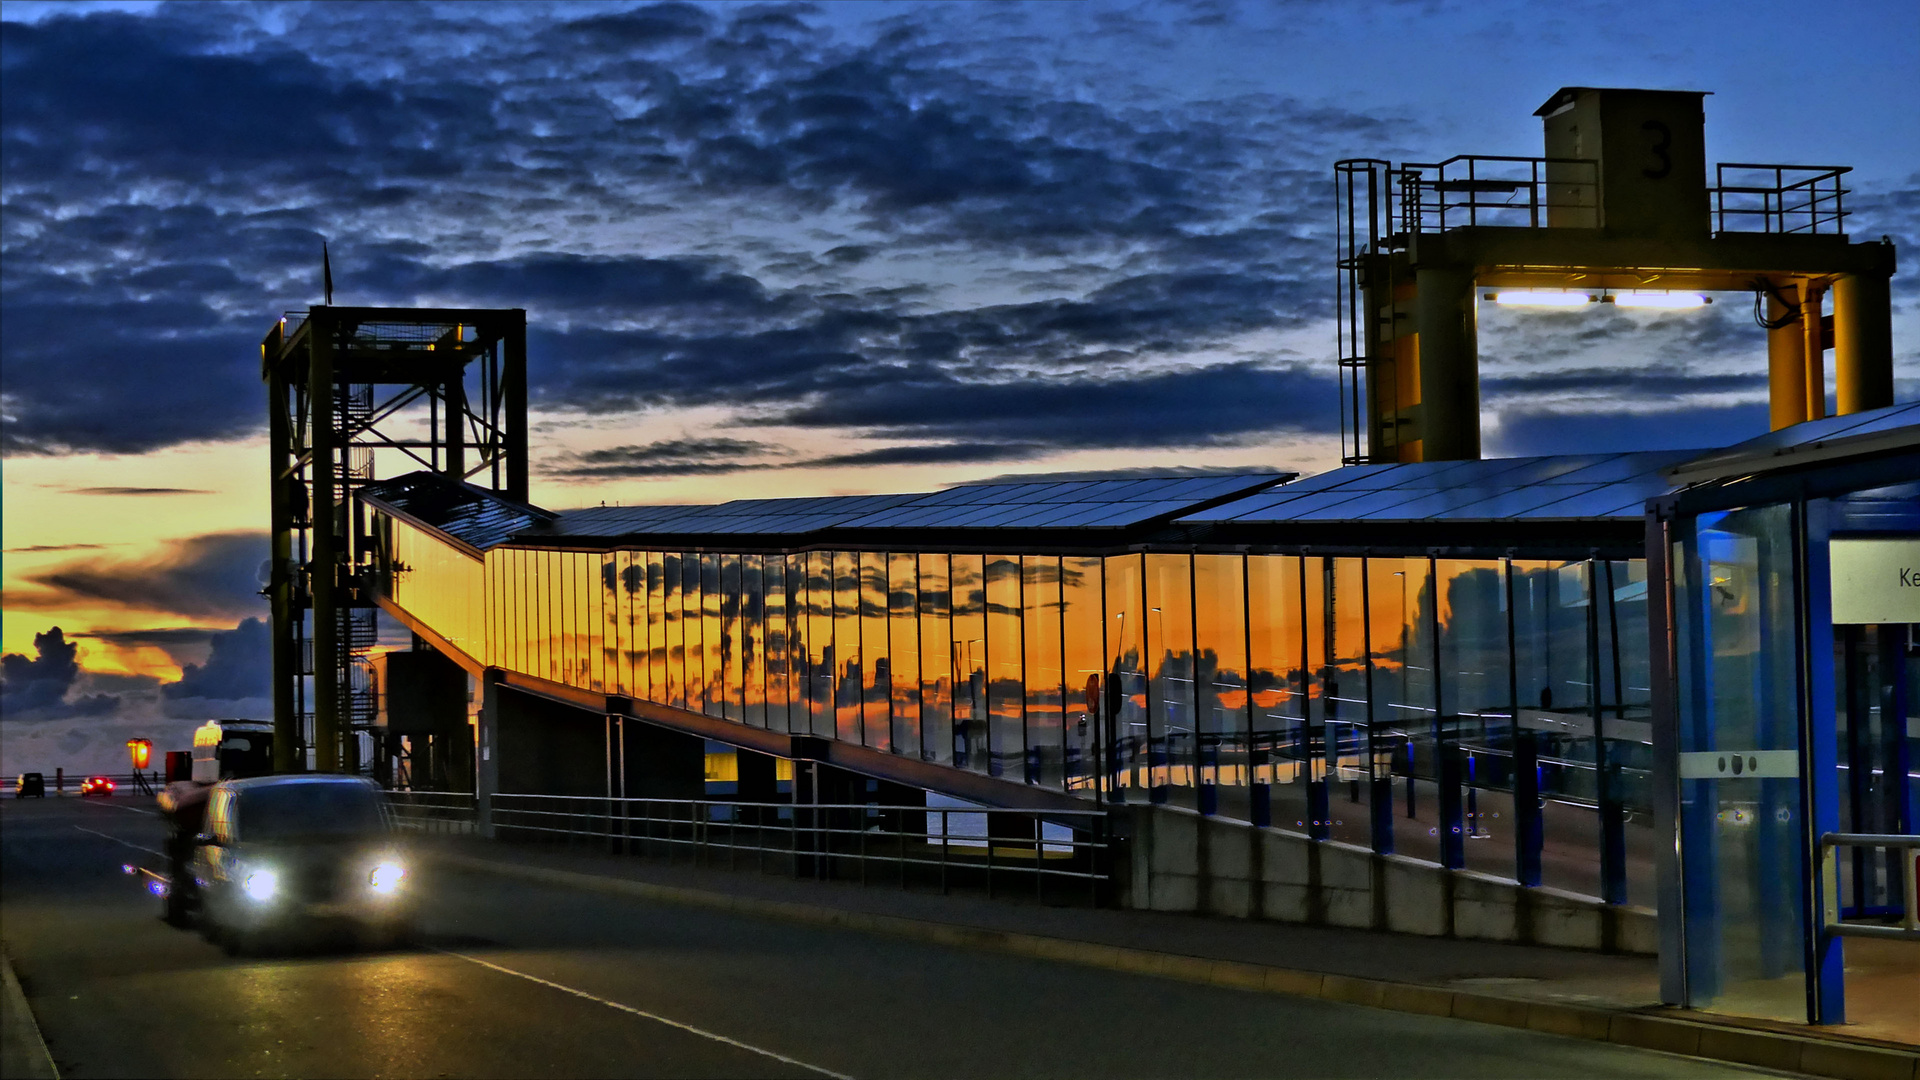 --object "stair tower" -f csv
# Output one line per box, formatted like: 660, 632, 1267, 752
261, 307, 527, 773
